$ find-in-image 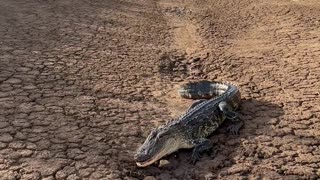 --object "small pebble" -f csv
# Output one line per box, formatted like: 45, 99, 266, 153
158, 159, 170, 168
